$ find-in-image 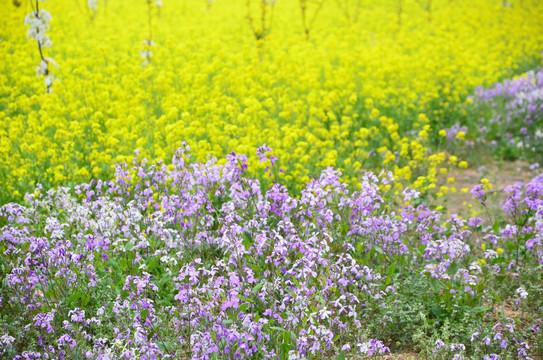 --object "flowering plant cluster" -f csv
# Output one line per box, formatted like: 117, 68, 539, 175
1, 145, 542, 359
24, 0, 58, 93
470, 68, 543, 165
1, 0, 543, 203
